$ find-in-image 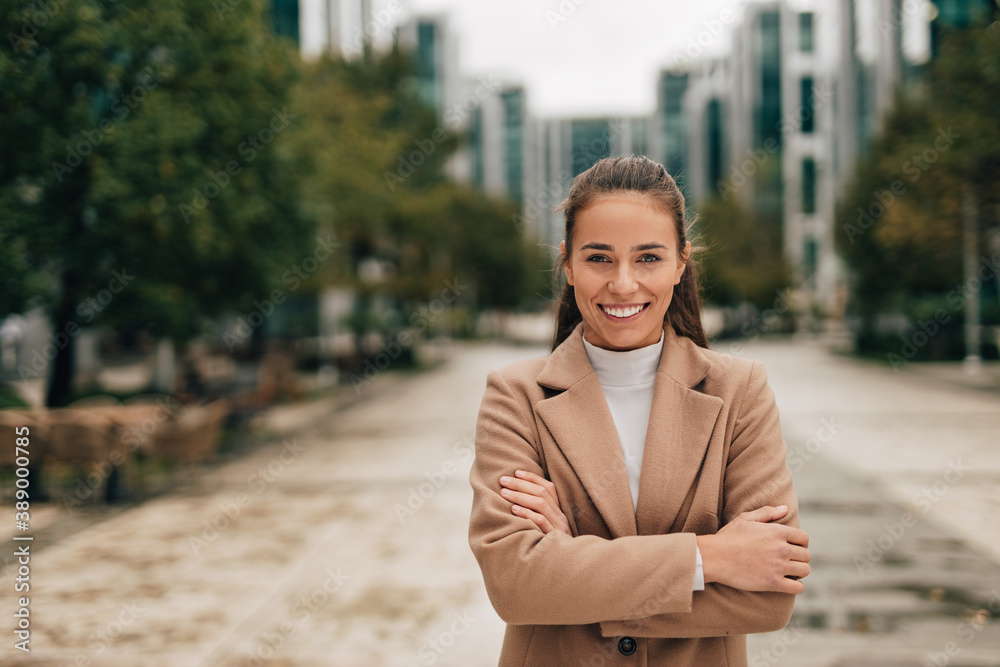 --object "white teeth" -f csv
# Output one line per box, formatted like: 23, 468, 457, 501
602, 304, 645, 318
